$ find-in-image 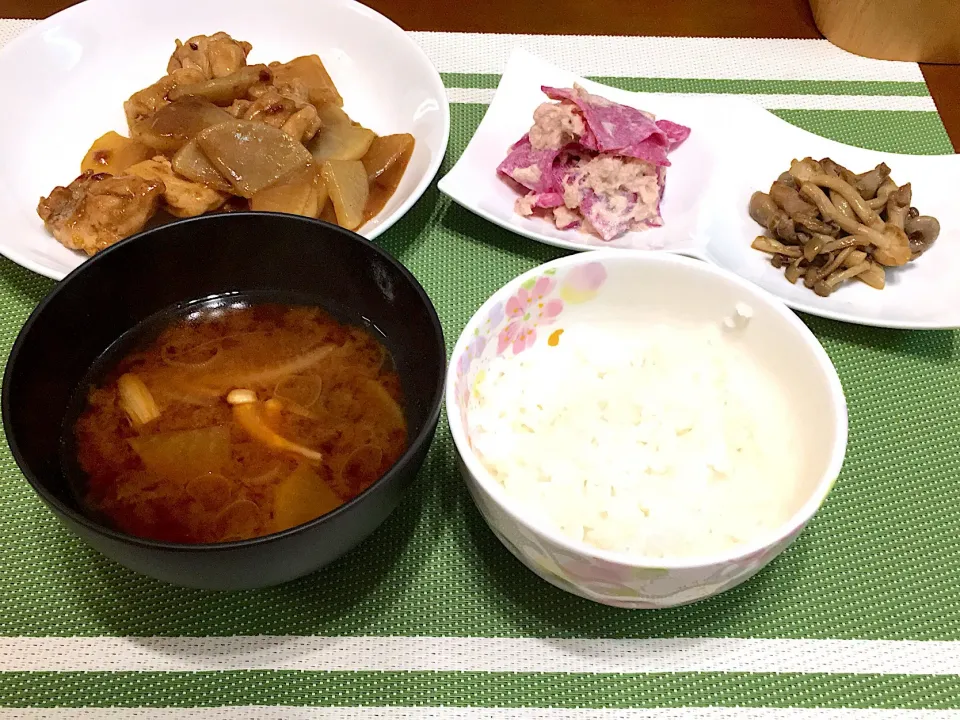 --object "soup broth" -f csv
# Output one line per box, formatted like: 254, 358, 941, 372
67, 300, 407, 544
